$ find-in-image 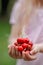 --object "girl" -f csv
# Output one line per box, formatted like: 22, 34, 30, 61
8, 0, 43, 65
